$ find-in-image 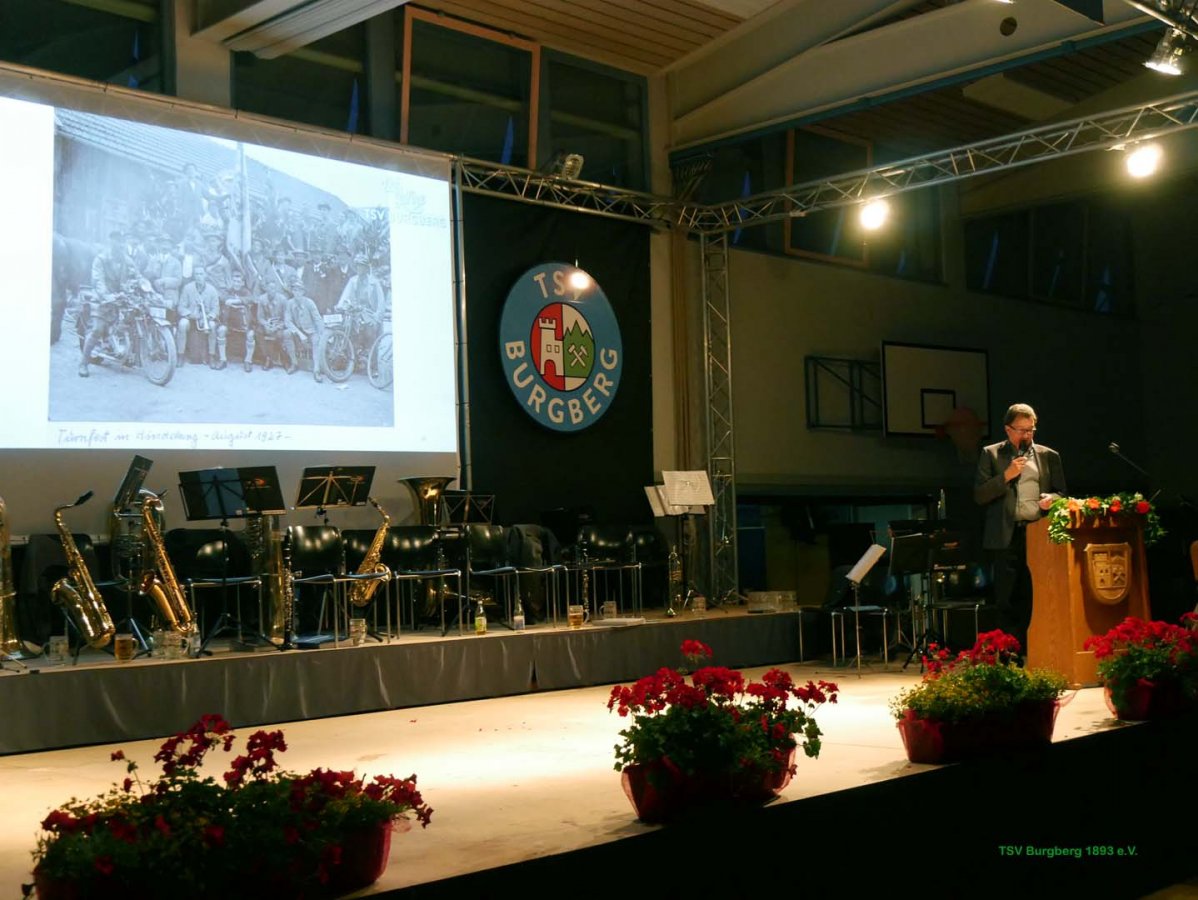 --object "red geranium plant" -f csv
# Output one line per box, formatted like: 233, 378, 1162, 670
608, 640, 838, 782
26, 714, 432, 899
1083, 614, 1198, 715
